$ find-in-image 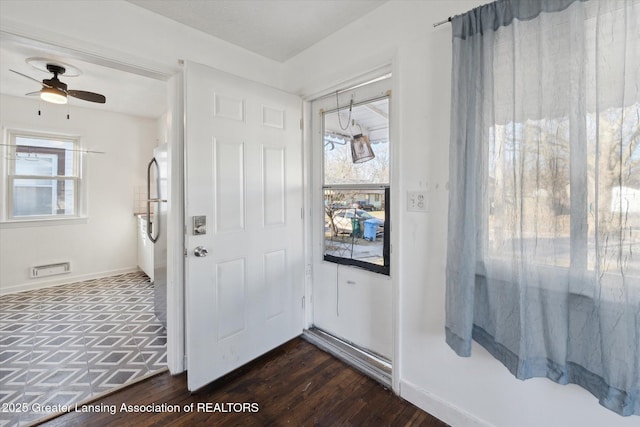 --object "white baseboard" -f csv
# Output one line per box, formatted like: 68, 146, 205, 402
400, 379, 494, 427
0, 266, 141, 295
